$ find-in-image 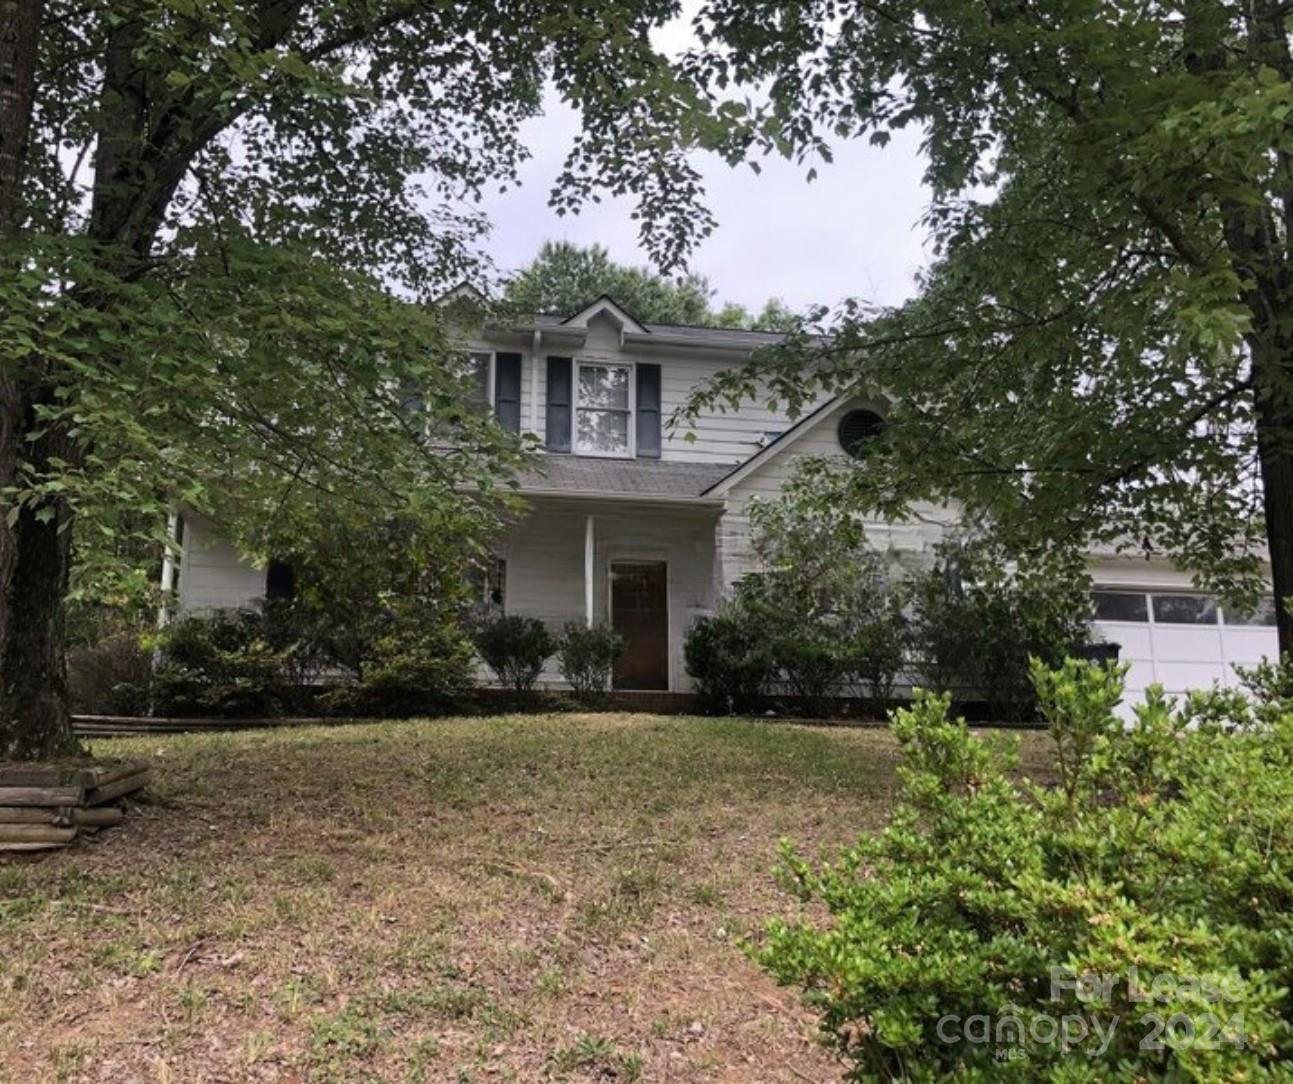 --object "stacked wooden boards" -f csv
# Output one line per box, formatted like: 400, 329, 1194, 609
0, 760, 149, 851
